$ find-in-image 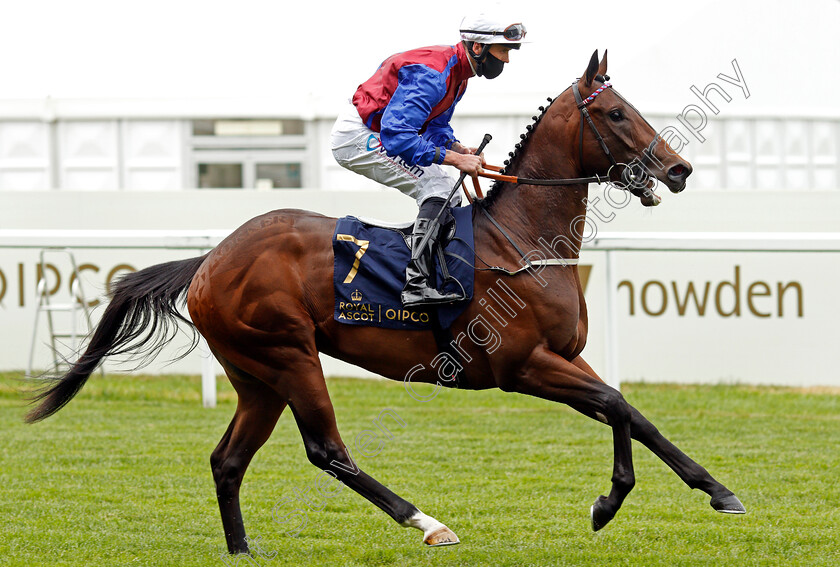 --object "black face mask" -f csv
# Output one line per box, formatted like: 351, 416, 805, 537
478, 52, 505, 80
